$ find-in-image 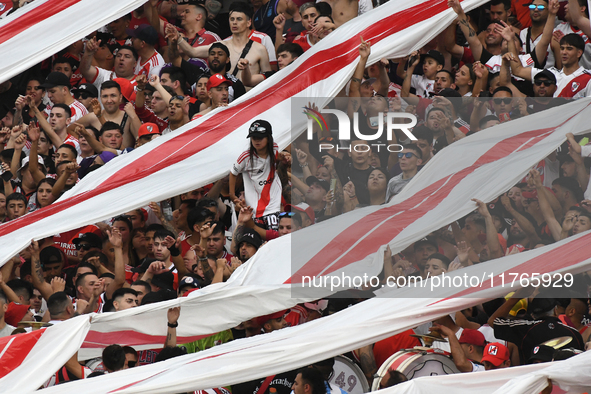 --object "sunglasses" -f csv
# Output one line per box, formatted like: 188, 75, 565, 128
279, 212, 296, 218
398, 152, 418, 159
75, 243, 93, 251
534, 80, 554, 87
528, 4, 545, 10
493, 98, 512, 105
